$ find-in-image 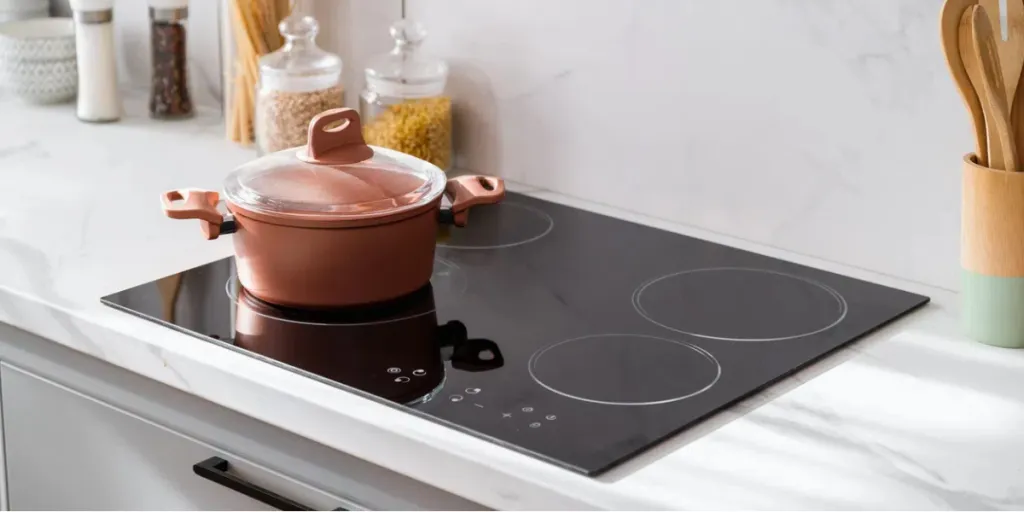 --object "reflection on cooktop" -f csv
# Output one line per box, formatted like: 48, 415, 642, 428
102, 192, 929, 476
